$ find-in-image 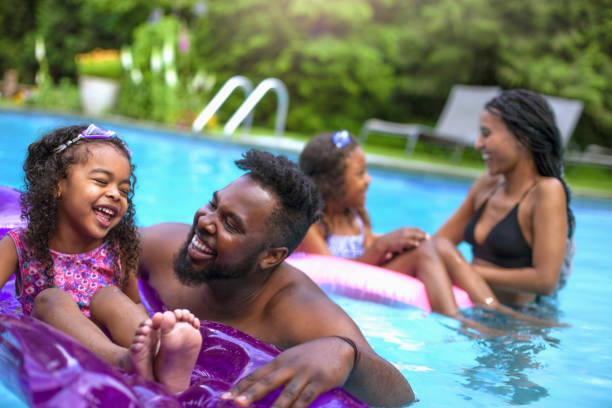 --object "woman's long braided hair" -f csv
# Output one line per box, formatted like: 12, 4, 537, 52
20, 125, 139, 287
485, 89, 575, 237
